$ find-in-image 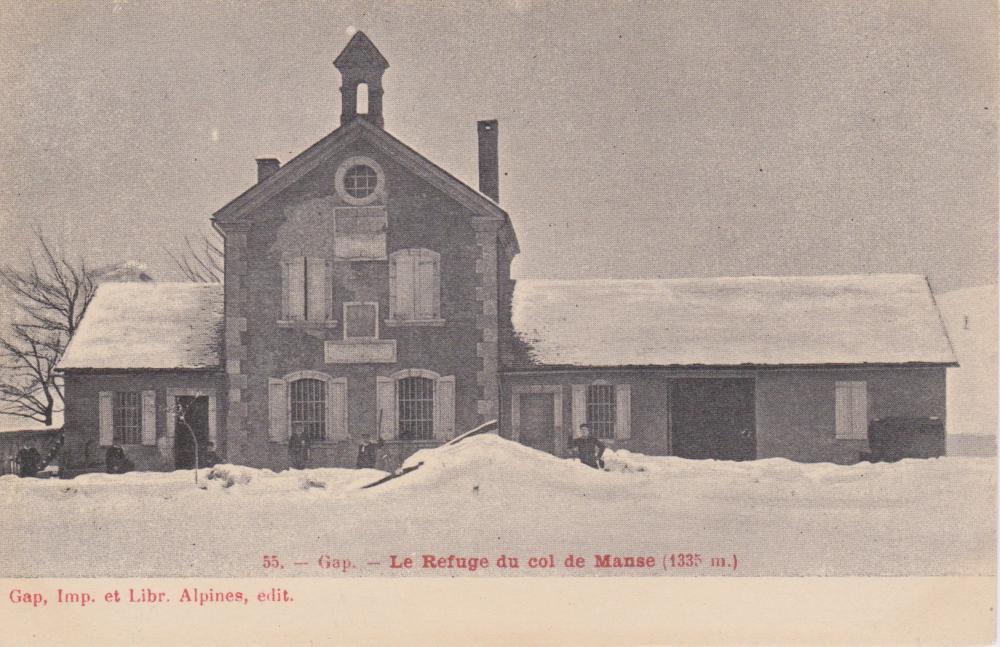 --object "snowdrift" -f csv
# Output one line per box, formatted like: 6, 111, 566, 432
1, 434, 994, 577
